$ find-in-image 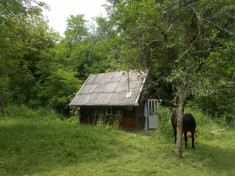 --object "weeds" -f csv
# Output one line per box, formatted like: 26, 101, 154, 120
96, 114, 106, 128
94, 110, 122, 129
112, 110, 122, 129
